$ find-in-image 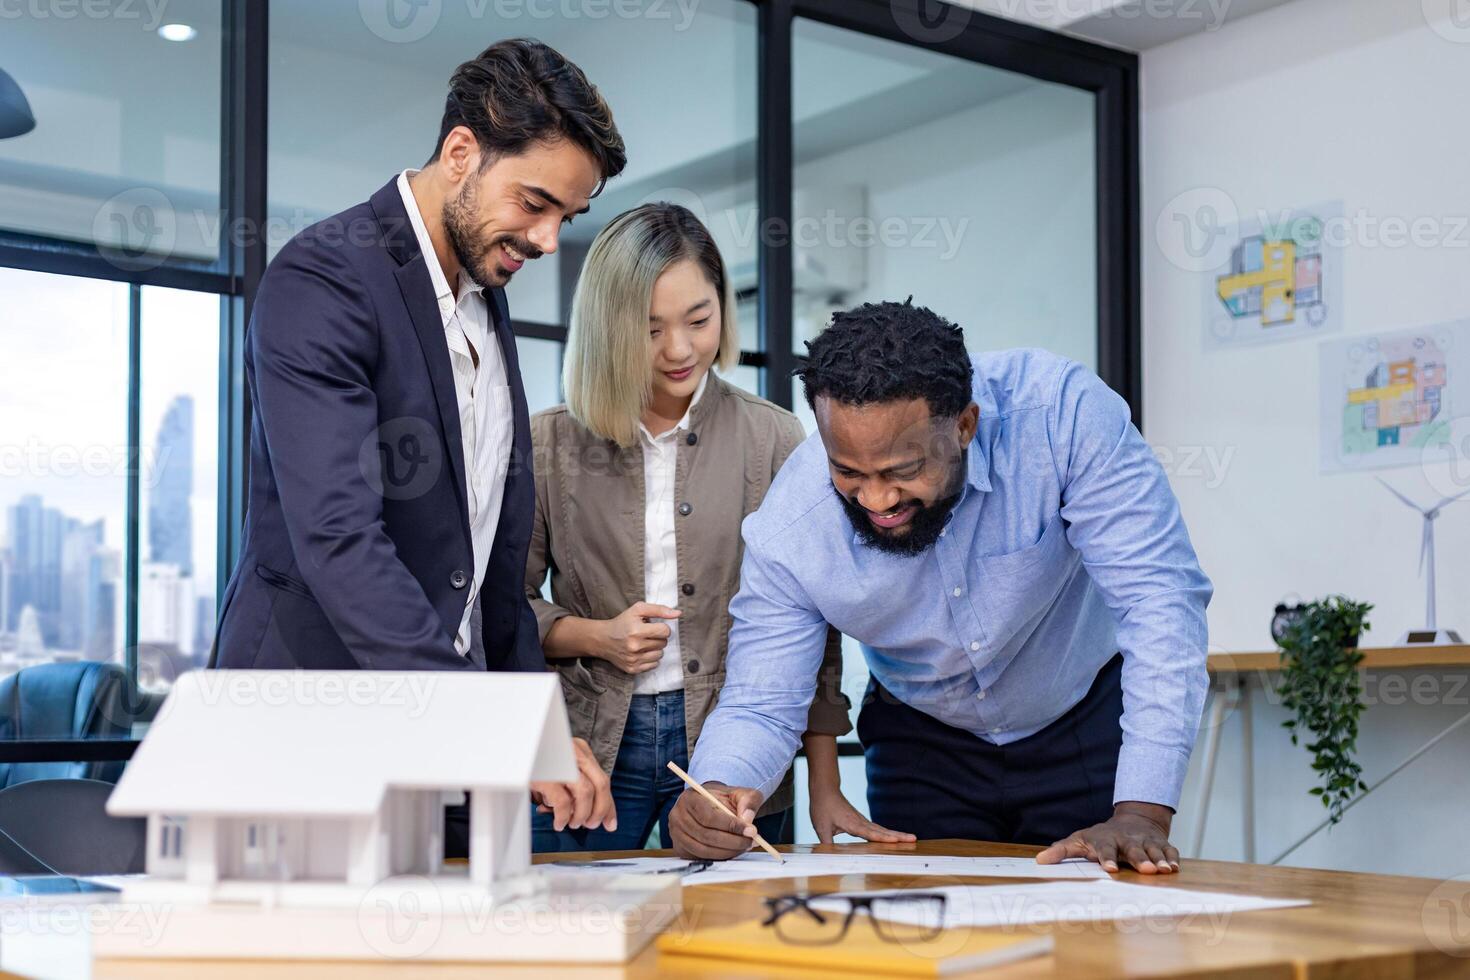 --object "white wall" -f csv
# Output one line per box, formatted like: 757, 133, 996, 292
1143, 0, 1470, 876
